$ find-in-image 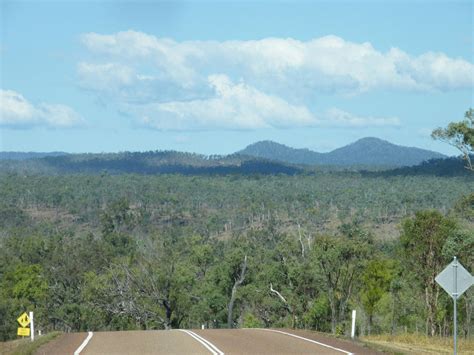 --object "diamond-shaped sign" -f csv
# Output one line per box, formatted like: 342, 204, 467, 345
17, 312, 30, 328
436, 259, 473, 299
